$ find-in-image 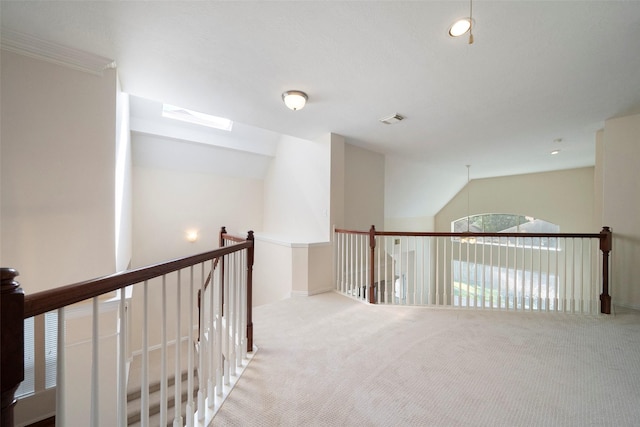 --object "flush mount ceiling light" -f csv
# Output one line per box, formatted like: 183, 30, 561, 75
449, 0, 475, 44
379, 113, 405, 125
282, 90, 308, 111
